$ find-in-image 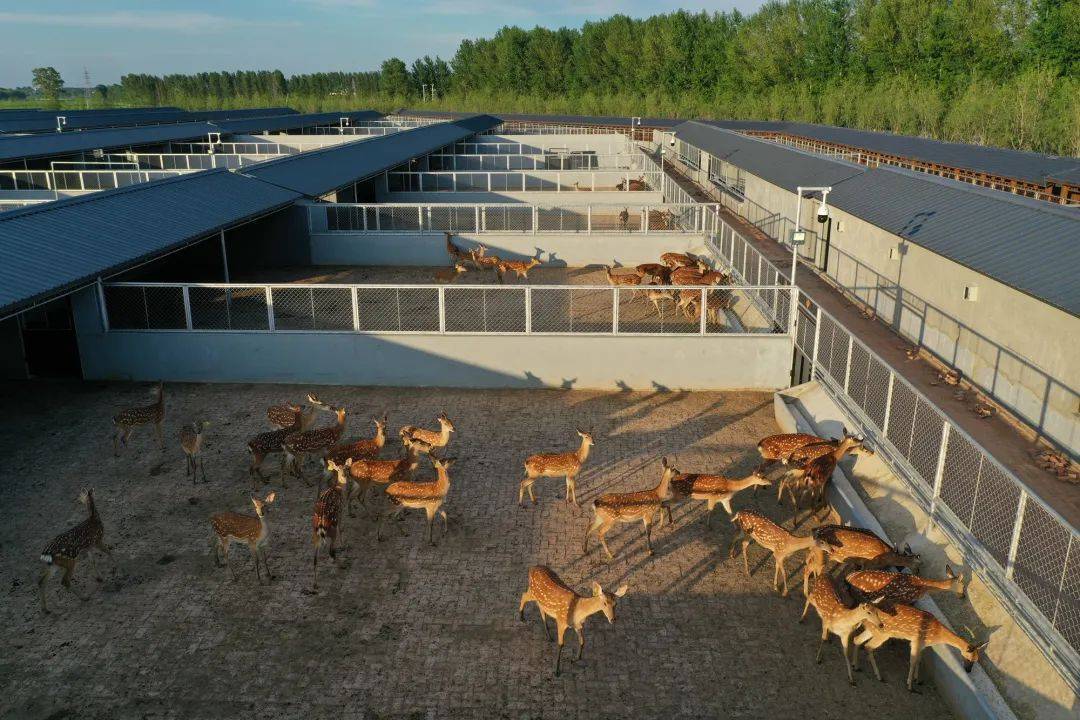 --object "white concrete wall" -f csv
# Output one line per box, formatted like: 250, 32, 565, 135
481, 134, 633, 154
375, 191, 664, 205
